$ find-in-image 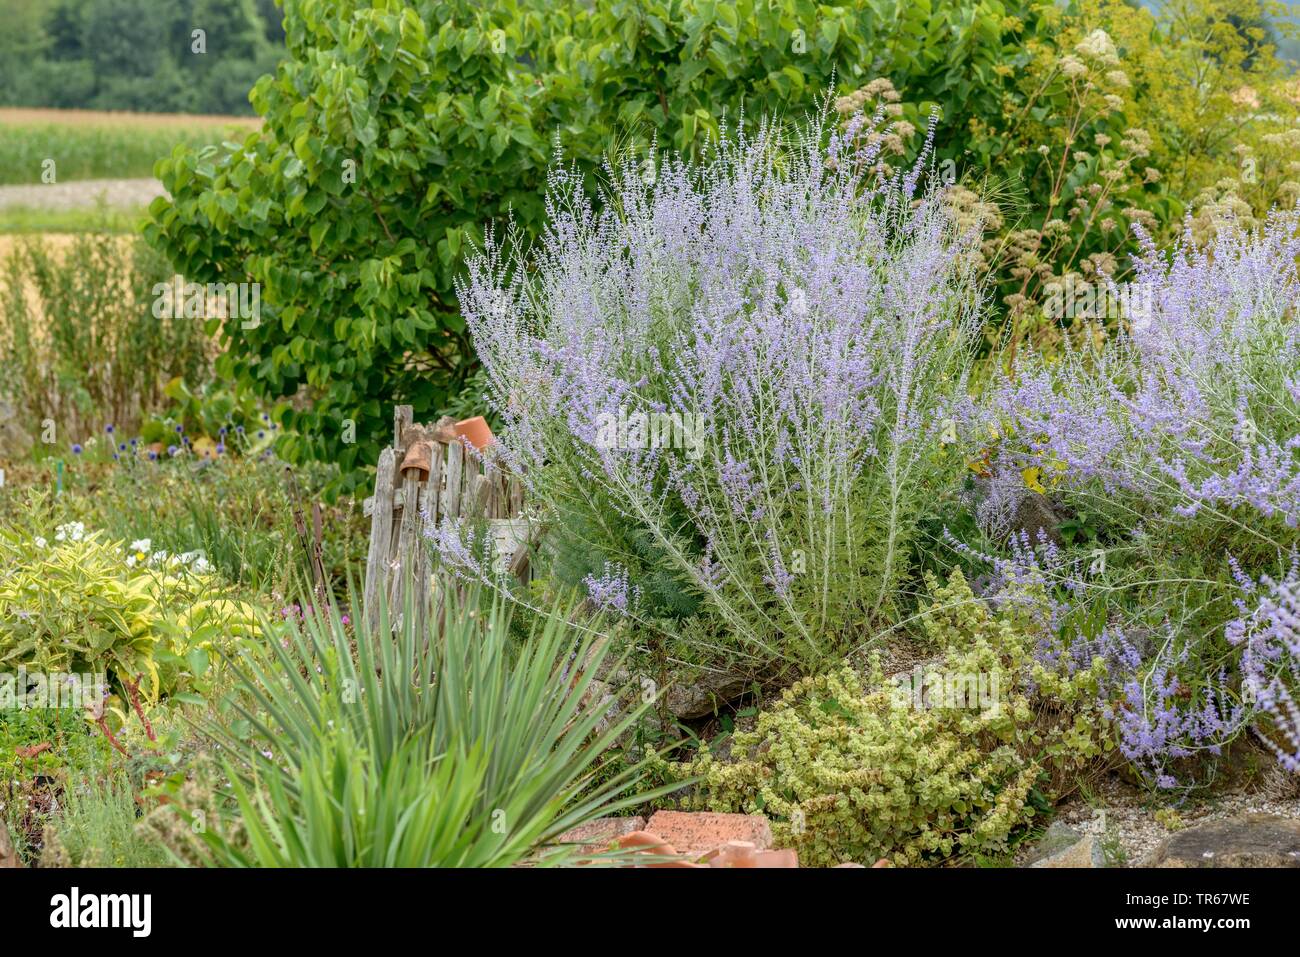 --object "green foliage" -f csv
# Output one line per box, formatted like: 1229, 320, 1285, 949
0, 0, 281, 115
3, 451, 366, 597
140, 377, 273, 450
145, 0, 1054, 490
42, 777, 173, 868
184, 582, 666, 867
0, 525, 261, 698
680, 570, 1111, 866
